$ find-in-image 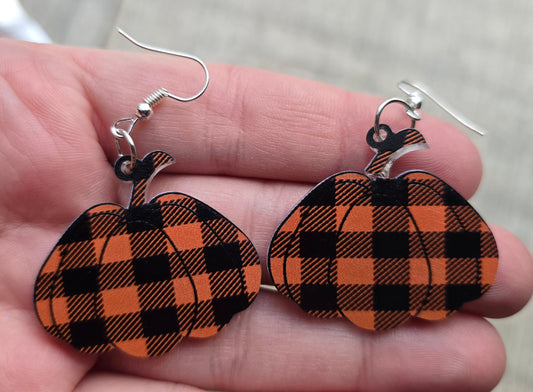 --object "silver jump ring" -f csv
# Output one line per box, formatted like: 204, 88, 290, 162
111, 117, 137, 138
373, 98, 419, 140
114, 128, 137, 173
